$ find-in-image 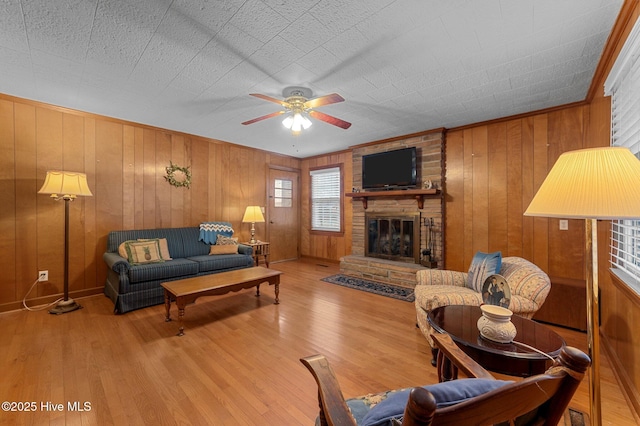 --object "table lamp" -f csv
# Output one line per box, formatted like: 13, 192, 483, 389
242, 206, 265, 244
524, 147, 640, 426
38, 170, 93, 314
